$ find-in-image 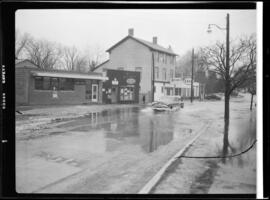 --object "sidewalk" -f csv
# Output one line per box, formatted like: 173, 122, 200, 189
152, 97, 256, 194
